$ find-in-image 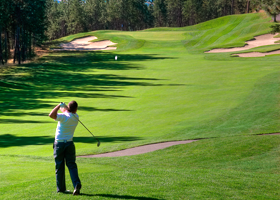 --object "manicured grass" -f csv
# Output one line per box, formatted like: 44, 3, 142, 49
0, 135, 279, 199
0, 13, 280, 199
